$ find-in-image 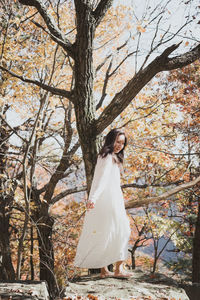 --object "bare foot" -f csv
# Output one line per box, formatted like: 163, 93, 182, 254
100, 271, 114, 278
